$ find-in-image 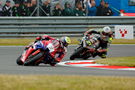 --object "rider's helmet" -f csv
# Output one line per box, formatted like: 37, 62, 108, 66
60, 37, 71, 47
101, 26, 112, 41
102, 26, 112, 36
